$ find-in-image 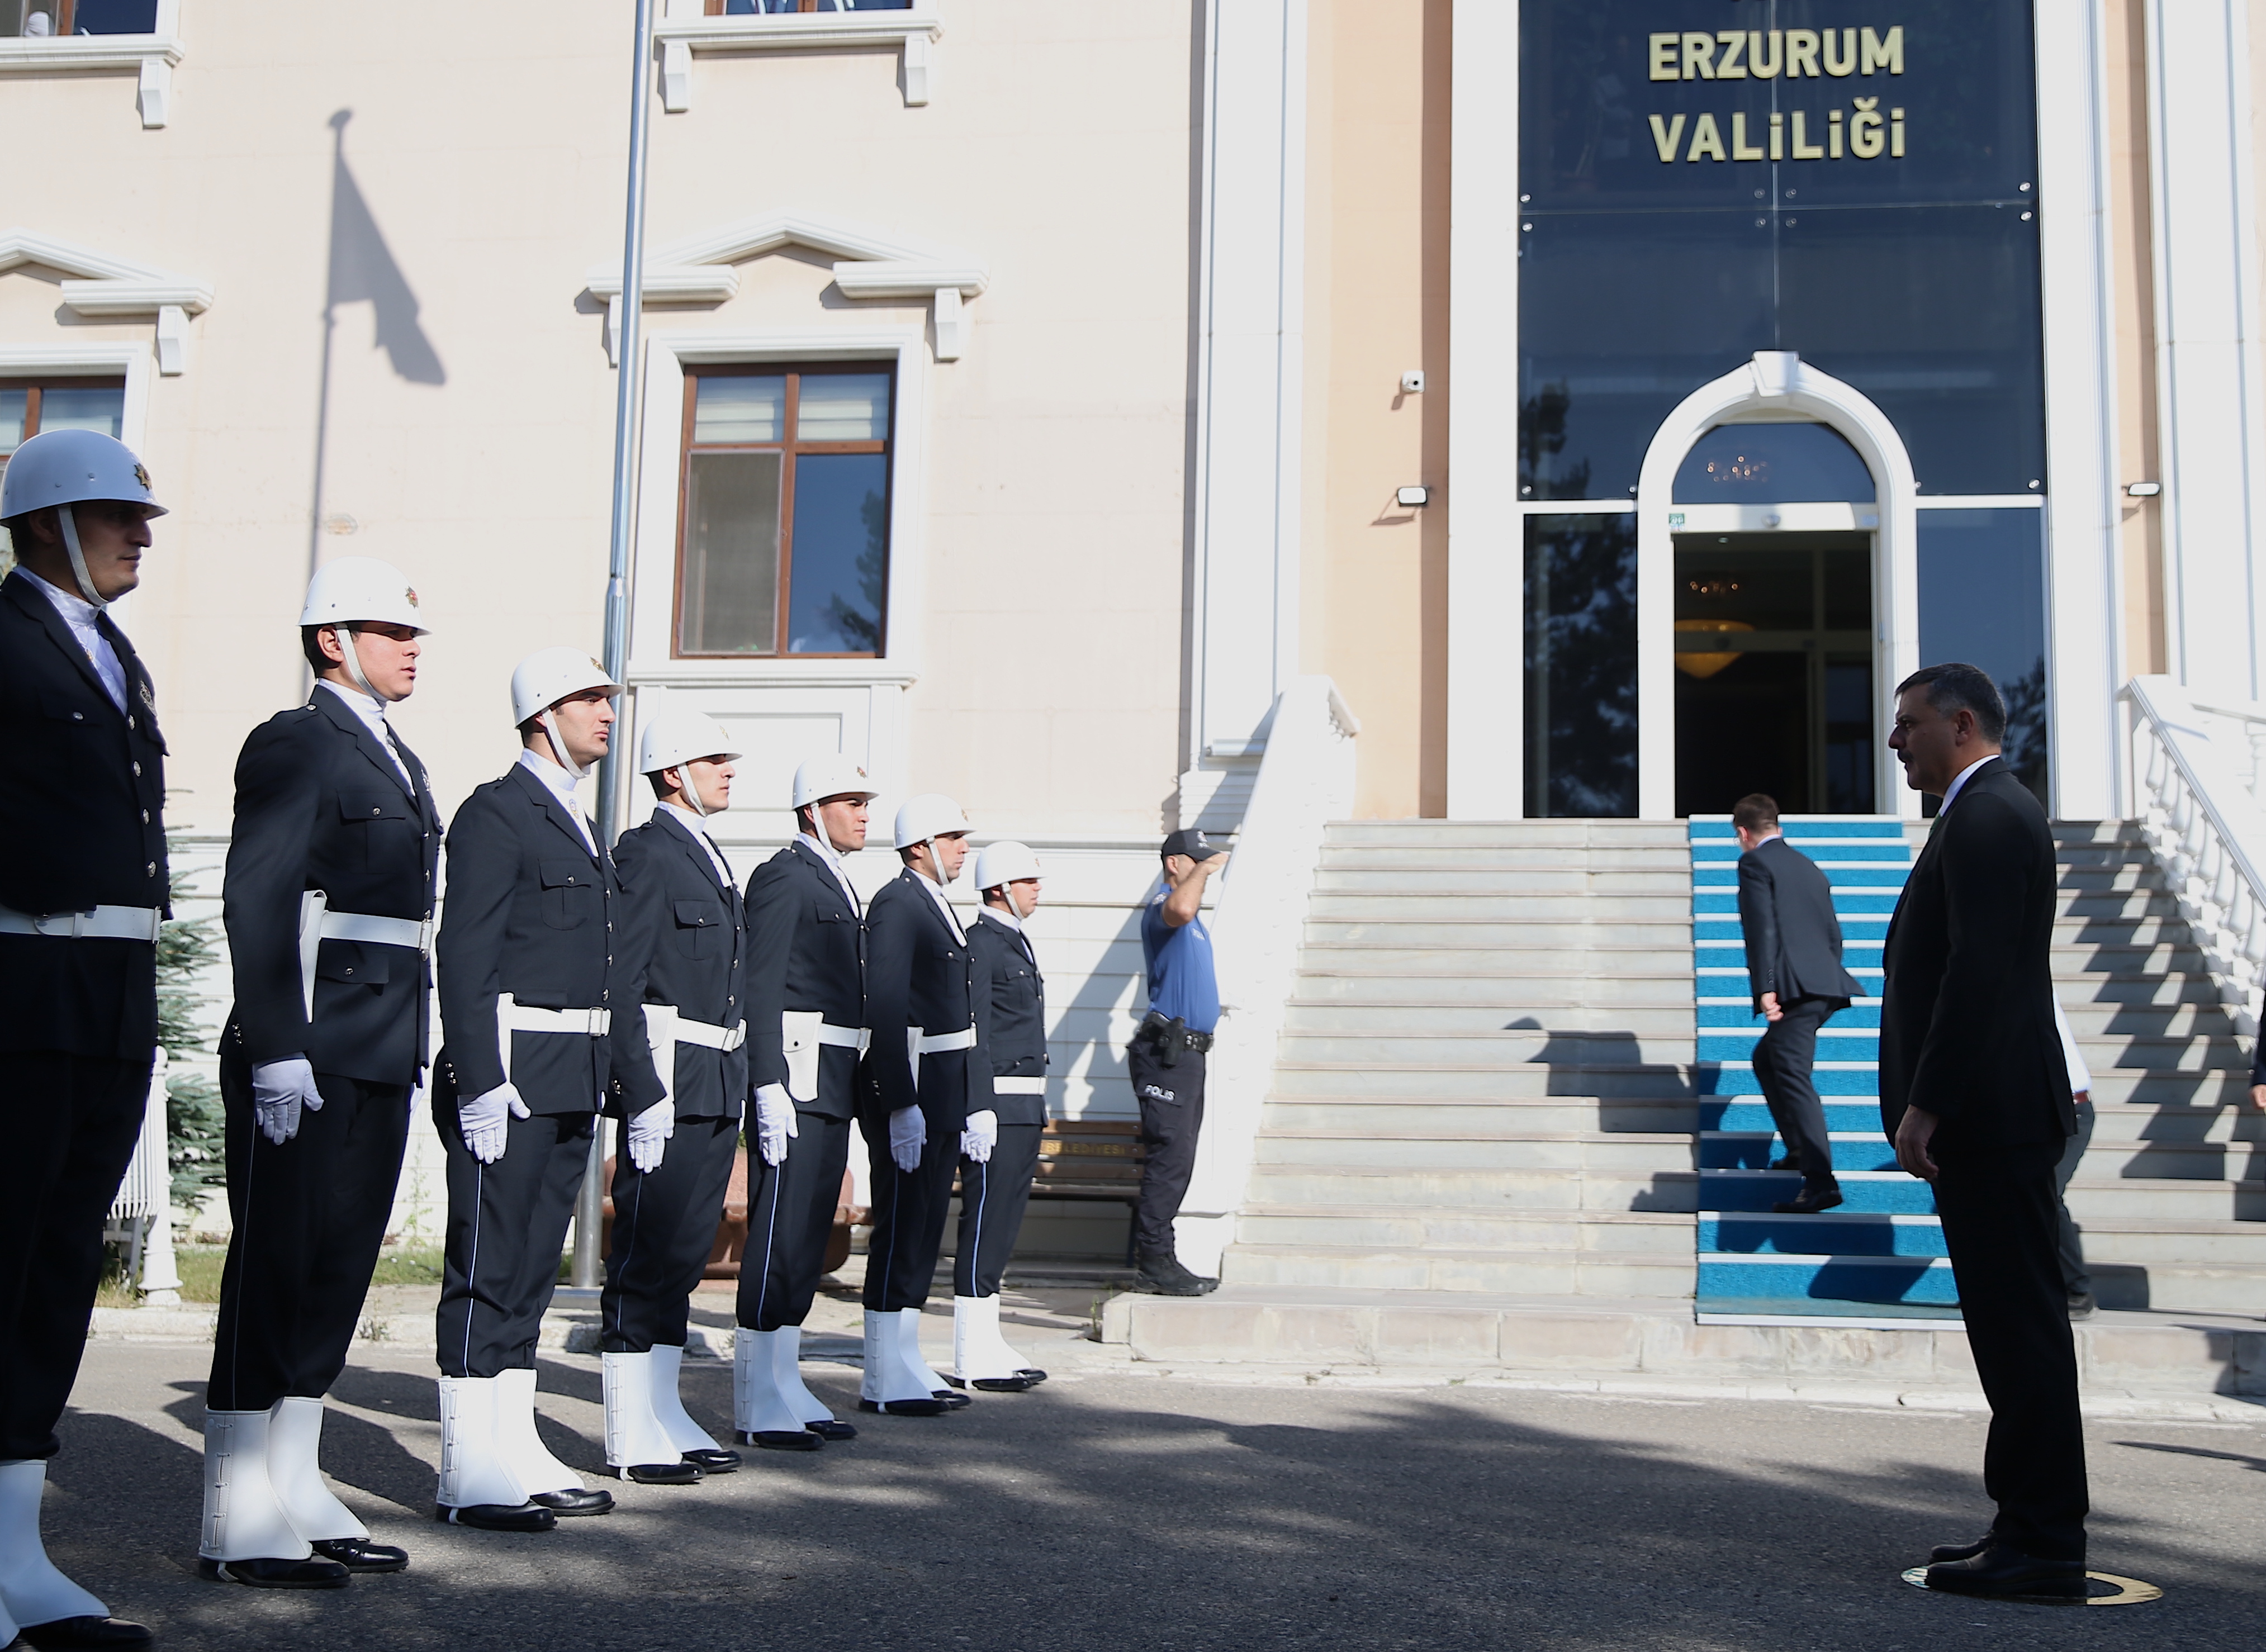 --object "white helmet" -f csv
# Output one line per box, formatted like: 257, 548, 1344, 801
301, 556, 429, 634
510, 646, 620, 725
0, 428, 165, 609
894, 792, 971, 851
639, 708, 741, 775
791, 752, 880, 810
973, 840, 1041, 893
